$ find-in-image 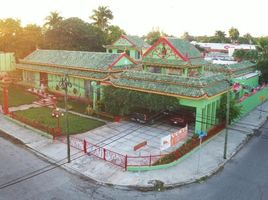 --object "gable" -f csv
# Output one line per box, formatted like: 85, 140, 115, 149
143, 39, 185, 61
114, 55, 134, 66
113, 37, 133, 47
